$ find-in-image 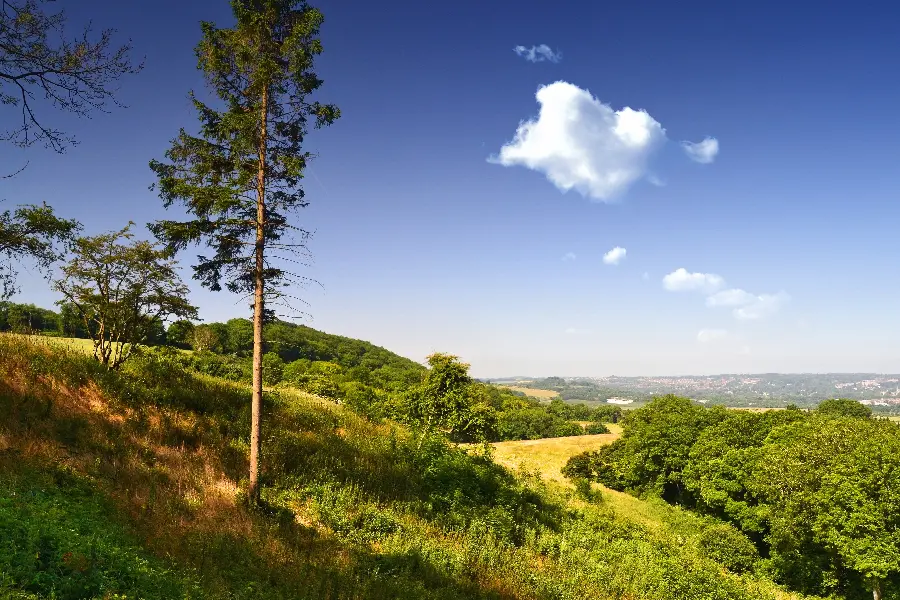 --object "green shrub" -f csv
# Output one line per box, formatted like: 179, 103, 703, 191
698, 522, 760, 574
562, 451, 597, 481
262, 352, 285, 386
585, 421, 610, 434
